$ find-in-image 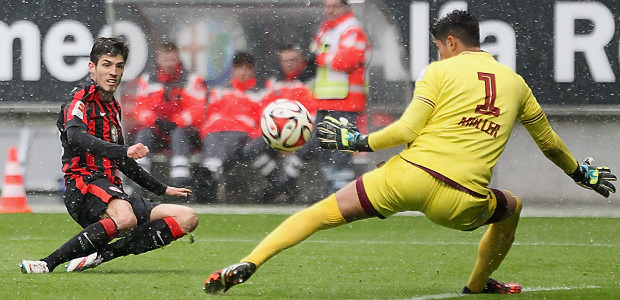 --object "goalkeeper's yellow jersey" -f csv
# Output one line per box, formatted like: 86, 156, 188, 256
368, 51, 576, 195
